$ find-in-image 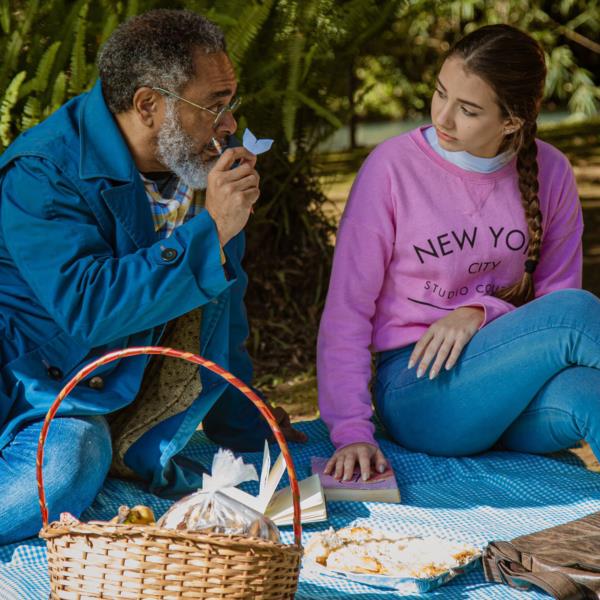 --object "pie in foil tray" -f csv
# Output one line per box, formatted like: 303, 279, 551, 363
303, 526, 481, 593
